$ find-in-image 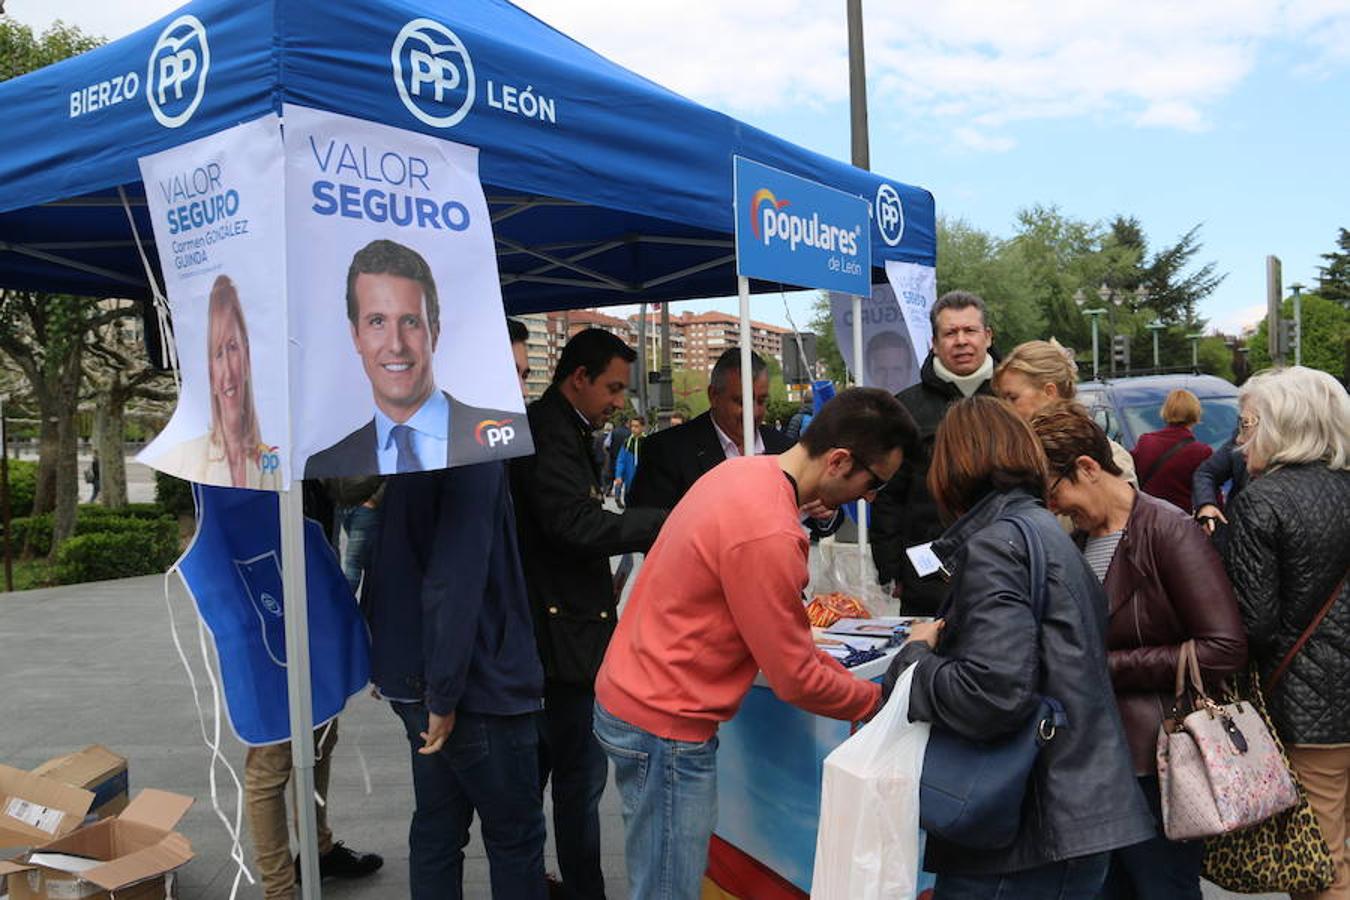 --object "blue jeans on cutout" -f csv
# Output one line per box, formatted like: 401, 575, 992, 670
592, 701, 719, 900
934, 852, 1111, 899
391, 702, 547, 900
338, 504, 380, 594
